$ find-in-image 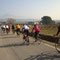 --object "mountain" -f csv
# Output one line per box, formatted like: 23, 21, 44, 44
55, 20, 60, 23
0, 18, 60, 24
0, 18, 40, 23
